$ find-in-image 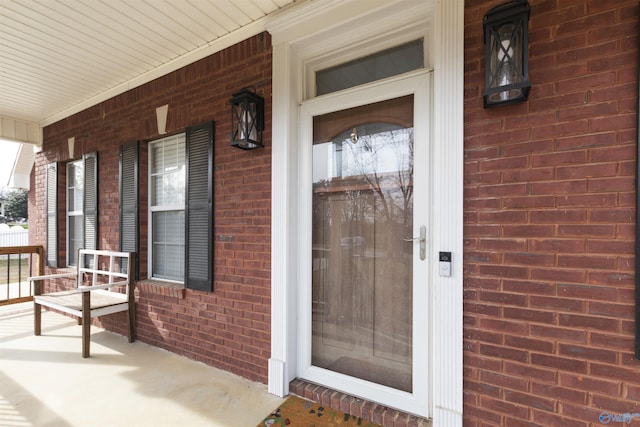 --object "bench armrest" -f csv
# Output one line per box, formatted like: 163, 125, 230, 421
77, 280, 129, 292
28, 272, 77, 282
